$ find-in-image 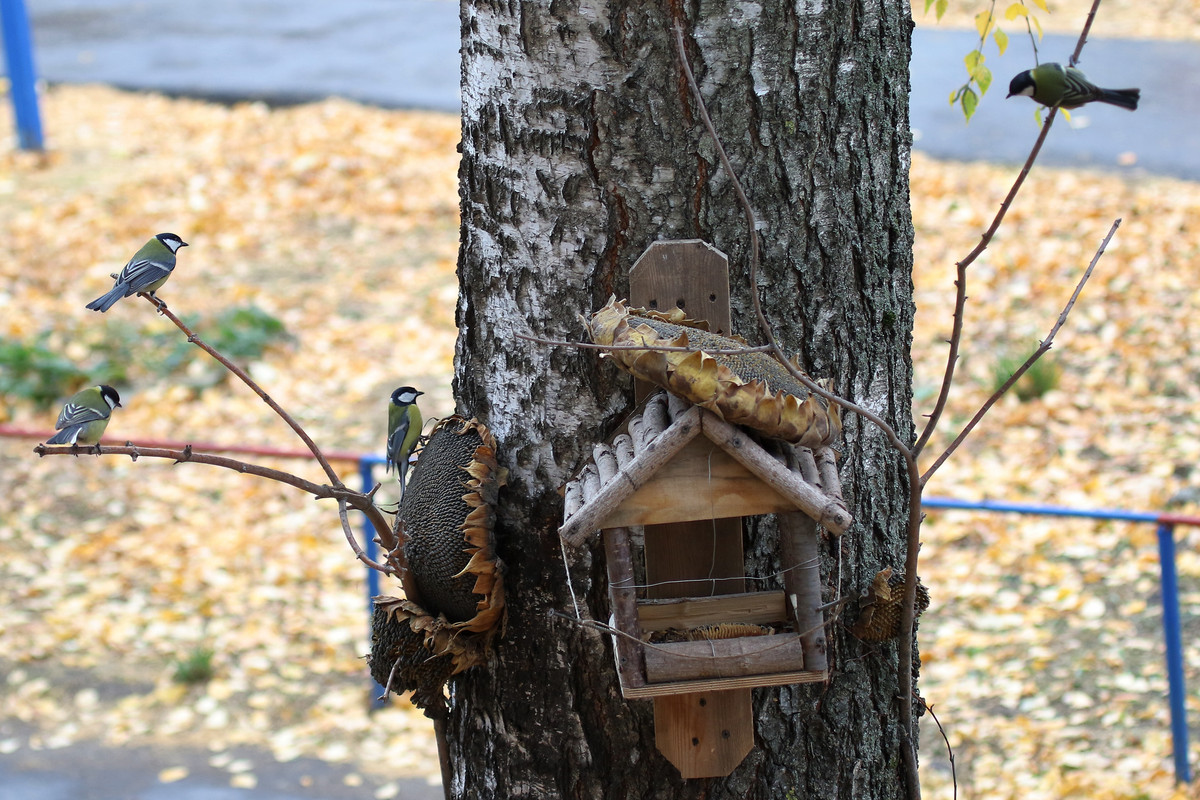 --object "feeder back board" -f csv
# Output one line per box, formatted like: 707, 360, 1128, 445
628, 240, 753, 778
